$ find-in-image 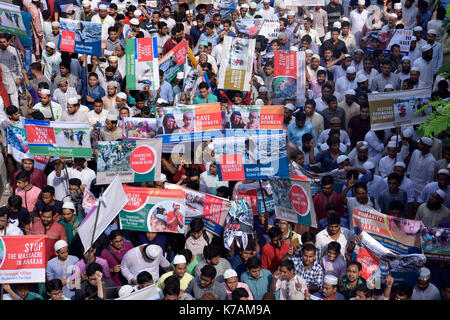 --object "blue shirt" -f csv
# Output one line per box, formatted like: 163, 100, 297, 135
194, 32, 220, 55
240, 268, 274, 300
81, 66, 105, 109
287, 121, 317, 148
19, 12, 33, 48
152, 81, 174, 103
